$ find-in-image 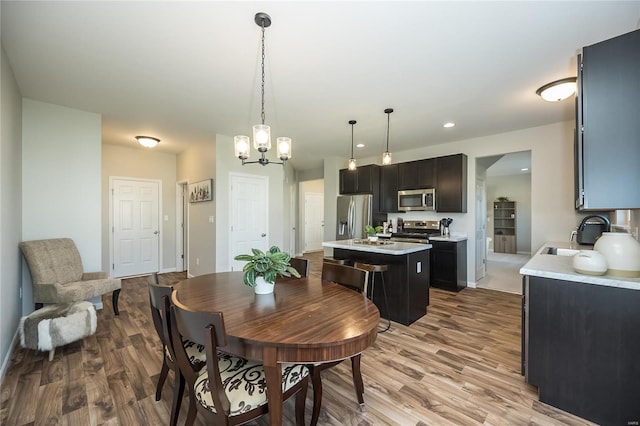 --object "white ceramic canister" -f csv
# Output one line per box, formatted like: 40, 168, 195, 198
572, 250, 608, 276
593, 232, 640, 278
